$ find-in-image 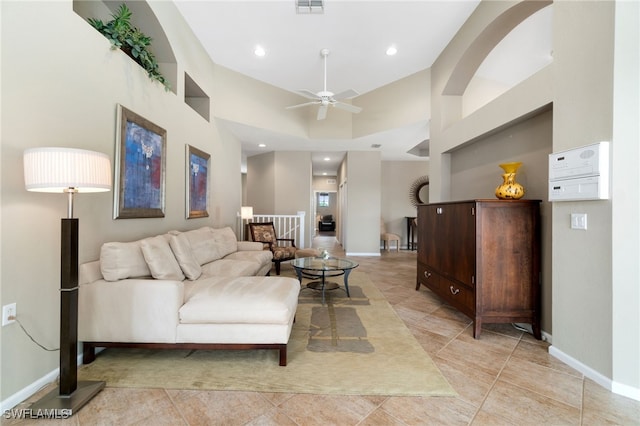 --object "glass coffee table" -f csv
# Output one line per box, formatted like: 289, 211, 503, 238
289, 257, 359, 304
